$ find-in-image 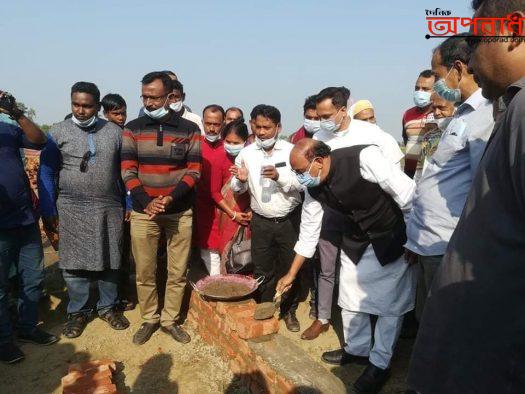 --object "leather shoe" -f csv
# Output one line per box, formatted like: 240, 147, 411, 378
133, 322, 159, 345
321, 348, 368, 366
301, 320, 329, 340
162, 324, 191, 344
18, 328, 59, 346
282, 311, 300, 332
0, 342, 24, 364
354, 363, 391, 393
